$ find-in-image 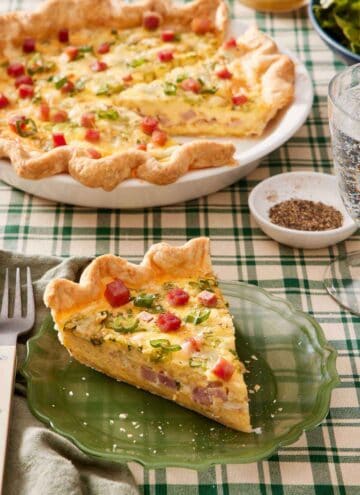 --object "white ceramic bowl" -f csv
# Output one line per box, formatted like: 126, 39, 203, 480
0, 21, 313, 209
248, 172, 358, 249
